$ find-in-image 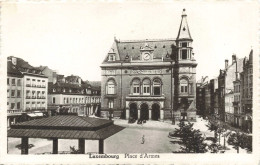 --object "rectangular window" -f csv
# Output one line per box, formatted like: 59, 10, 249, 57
26, 78, 31, 86
182, 49, 187, 59
17, 90, 21, 97
37, 91, 40, 98
17, 102, 20, 109
7, 78, 9, 85
143, 86, 150, 95
107, 84, 115, 94
37, 80, 41, 87
32, 79, 36, 87
154, 87, 161, 95
12, 79, 16, 85
11, 90, 15, 97
53, 97, 56, 104
181, 85, 188, 93
11, 103, 15, 109
181, 42, 188, 47
32, 91, 36, 98
7, 90, 10, 98
133, 85, 140, 95
108, 100, 114, 108
17, 79, 21, 86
